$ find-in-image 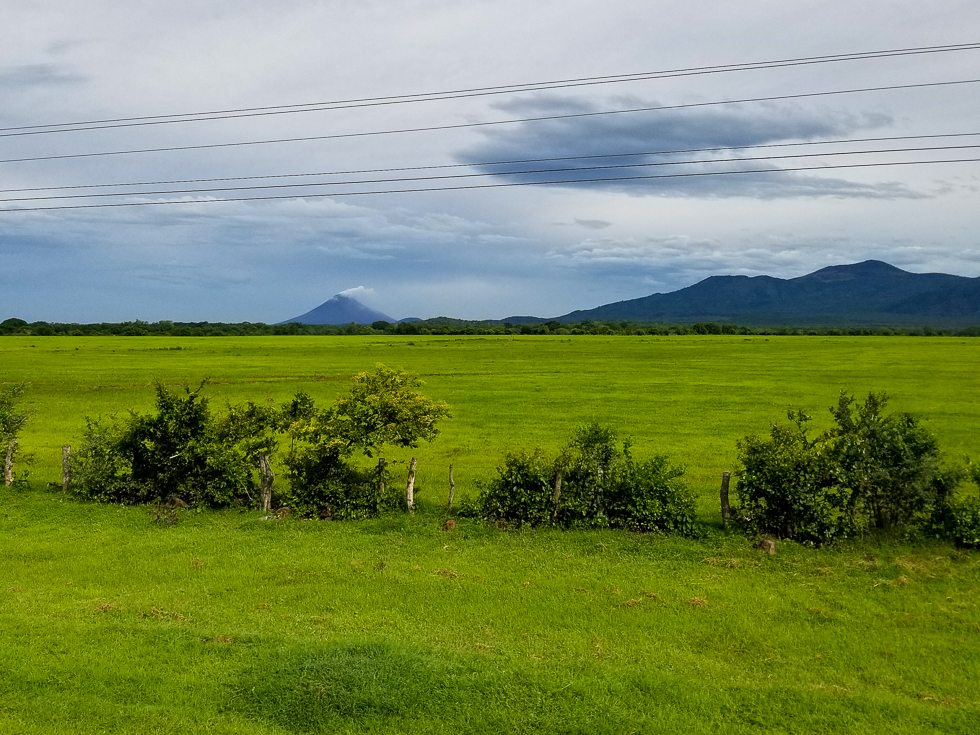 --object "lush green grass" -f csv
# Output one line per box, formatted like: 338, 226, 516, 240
1, 492, 978, 734
3, 335, 979, 510
2, 335, 979, 733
